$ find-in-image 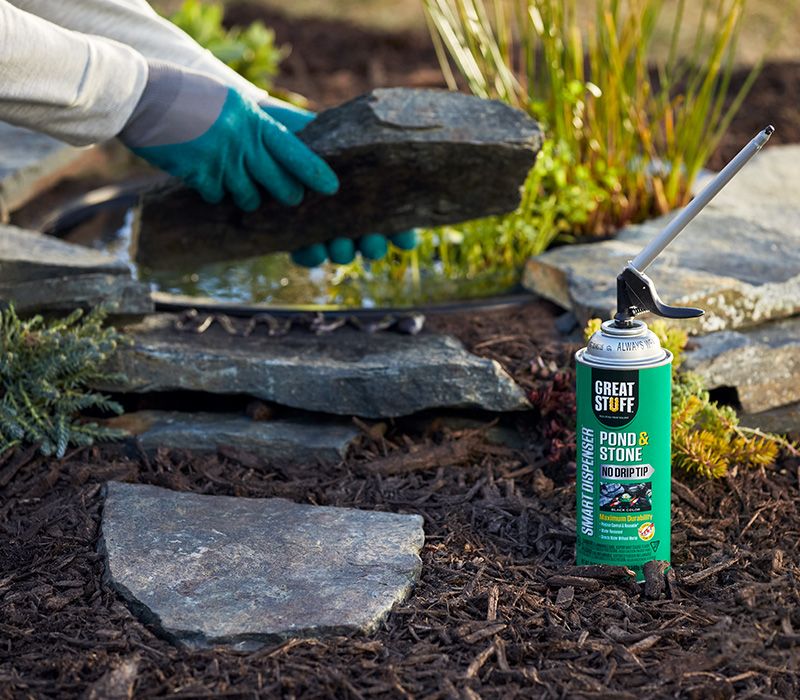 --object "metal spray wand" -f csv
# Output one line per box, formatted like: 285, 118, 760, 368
614, 125, 775, 326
